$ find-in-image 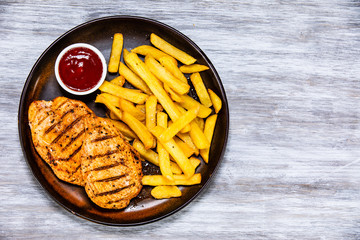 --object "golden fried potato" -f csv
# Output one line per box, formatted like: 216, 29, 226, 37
179, 95, 212, 118
157, 112, 173, 181
159, 105, 200, 142
145, 55, 190, 95
151, 186, 182, 199
122, 111, 154, 149
110, 75, 125, 86
208, 89, 222, 113
159, 56, 188, 83
200, 114, 218, 163
119, 62, 152, 94
179, 64, 209, 73
131, 45, 176, 63
99, 81, 148, 104
150, 33, 196, 65
108, 33, 123, 73
150, 126, 194, 178
142, 173, 201, 186
189, 121, 210, 149
190, 73, 212, 108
